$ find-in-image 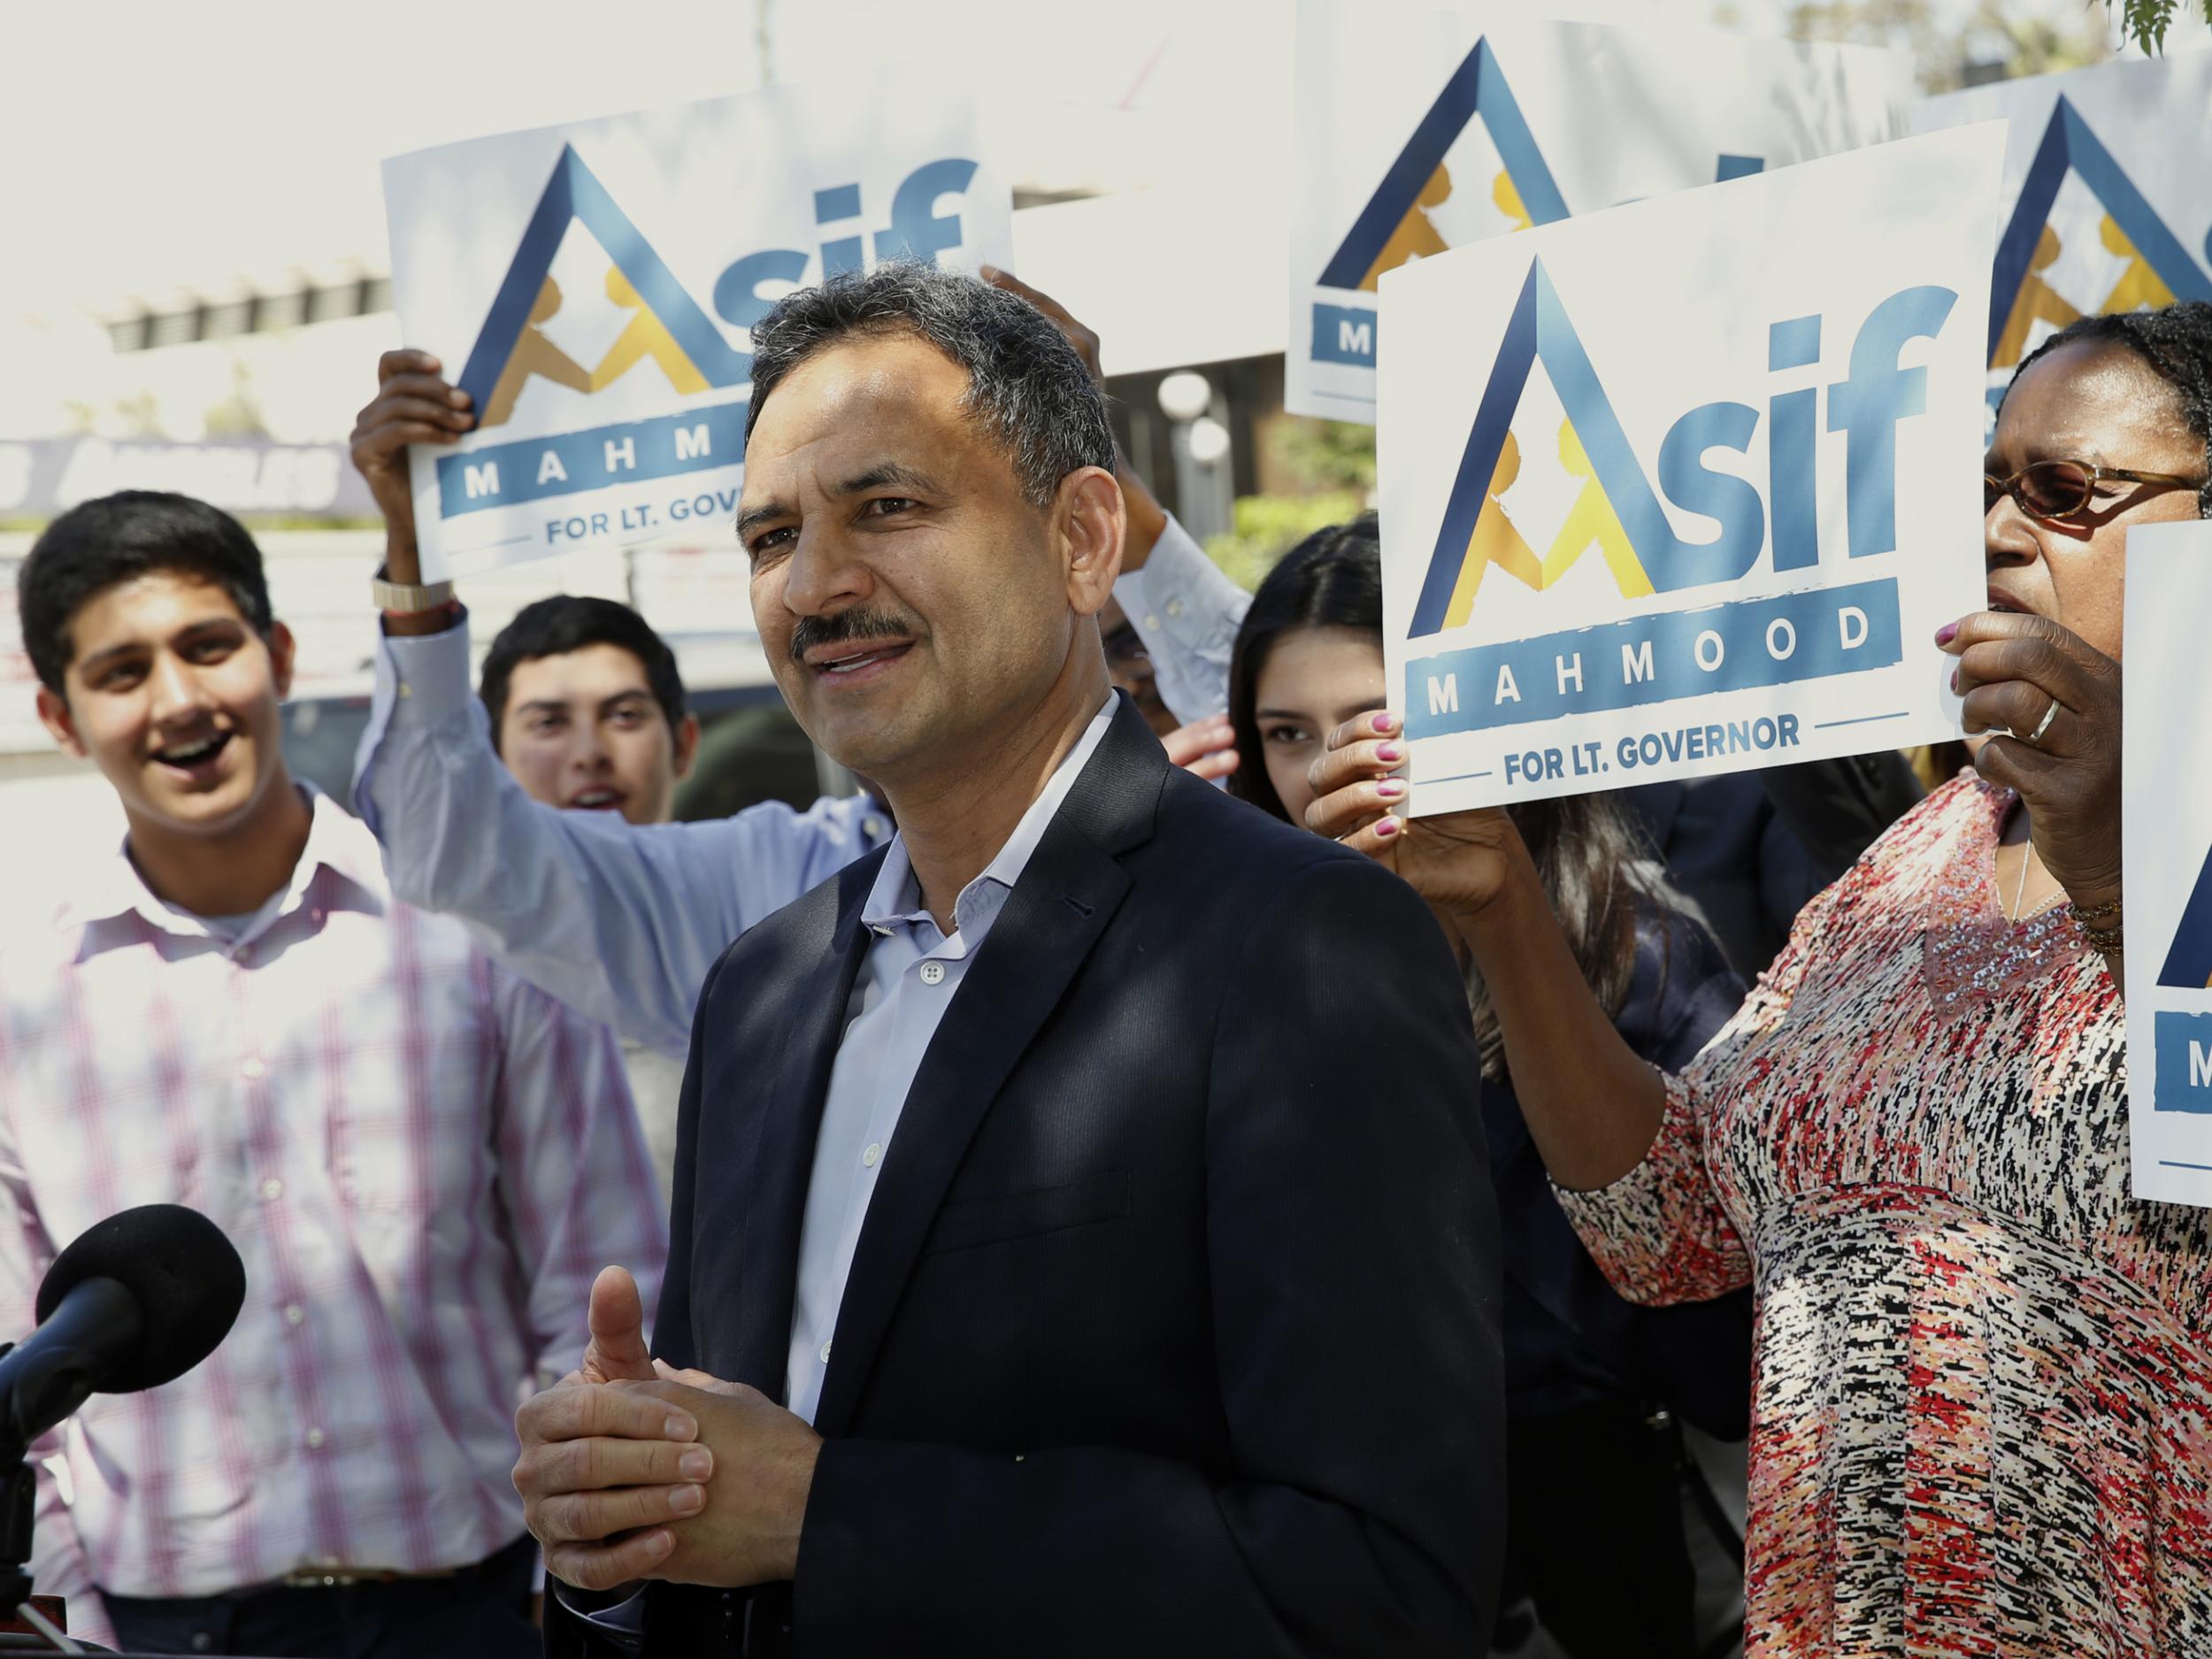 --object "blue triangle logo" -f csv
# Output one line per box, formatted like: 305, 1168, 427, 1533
456, 145, 751, 420
1986, 96, 2212, 367
2161, 842, 2212, 990
1318, 39, 1571, 293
